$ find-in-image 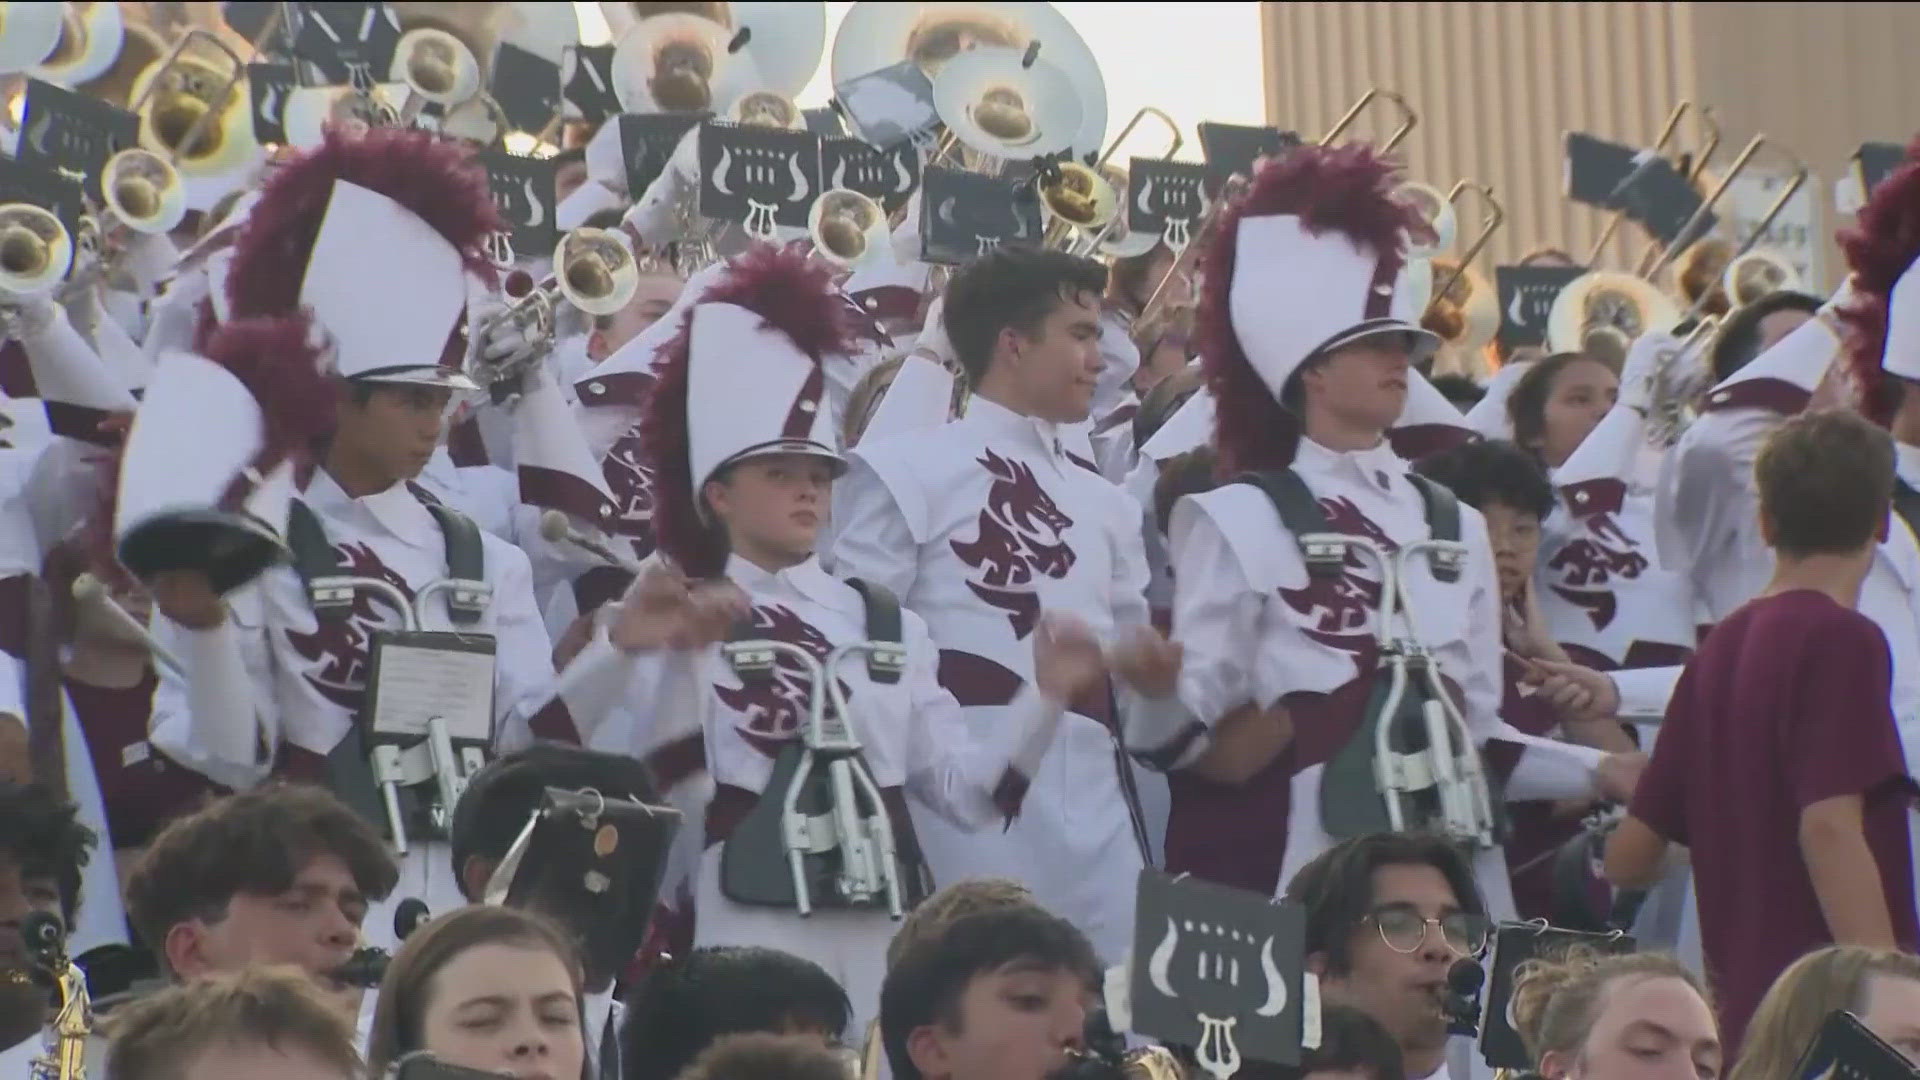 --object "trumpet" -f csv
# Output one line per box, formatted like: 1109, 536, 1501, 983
102, 147, 187, 234
0, 202, 74, 298
484, 227, 640, 355
809, 188, 884, 269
